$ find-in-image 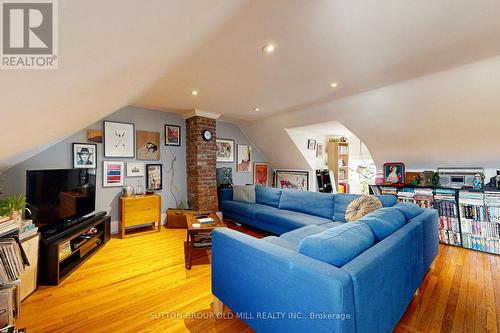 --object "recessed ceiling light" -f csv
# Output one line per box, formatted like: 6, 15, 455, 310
262, 43, 276, 54
330, 82, 339, 88
253, 107, 261, 112
191, 90, 198, 96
